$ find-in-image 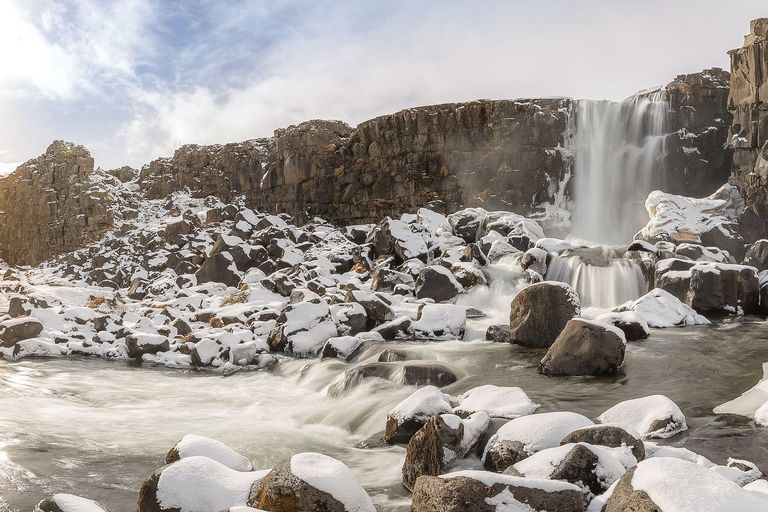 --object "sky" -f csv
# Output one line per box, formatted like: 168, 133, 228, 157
0, 0, 765, 172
